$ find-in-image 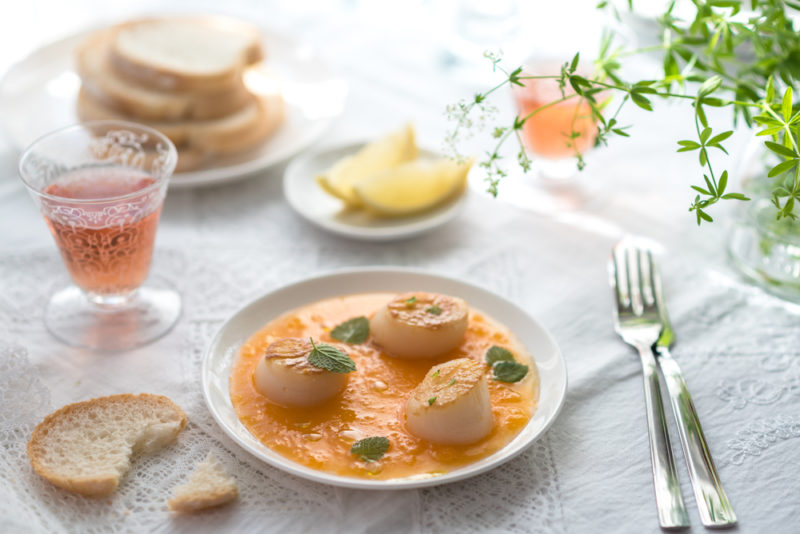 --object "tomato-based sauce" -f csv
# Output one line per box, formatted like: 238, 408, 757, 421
229, 293, 539, 480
